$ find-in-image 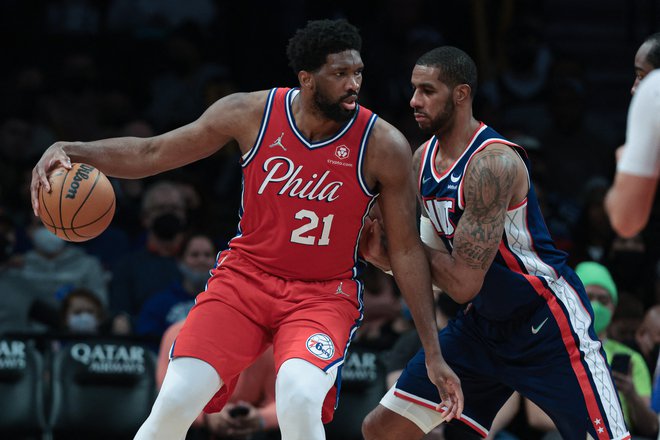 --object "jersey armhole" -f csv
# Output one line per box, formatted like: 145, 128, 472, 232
242, 88, 279, 167
357, 114, 380, 197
